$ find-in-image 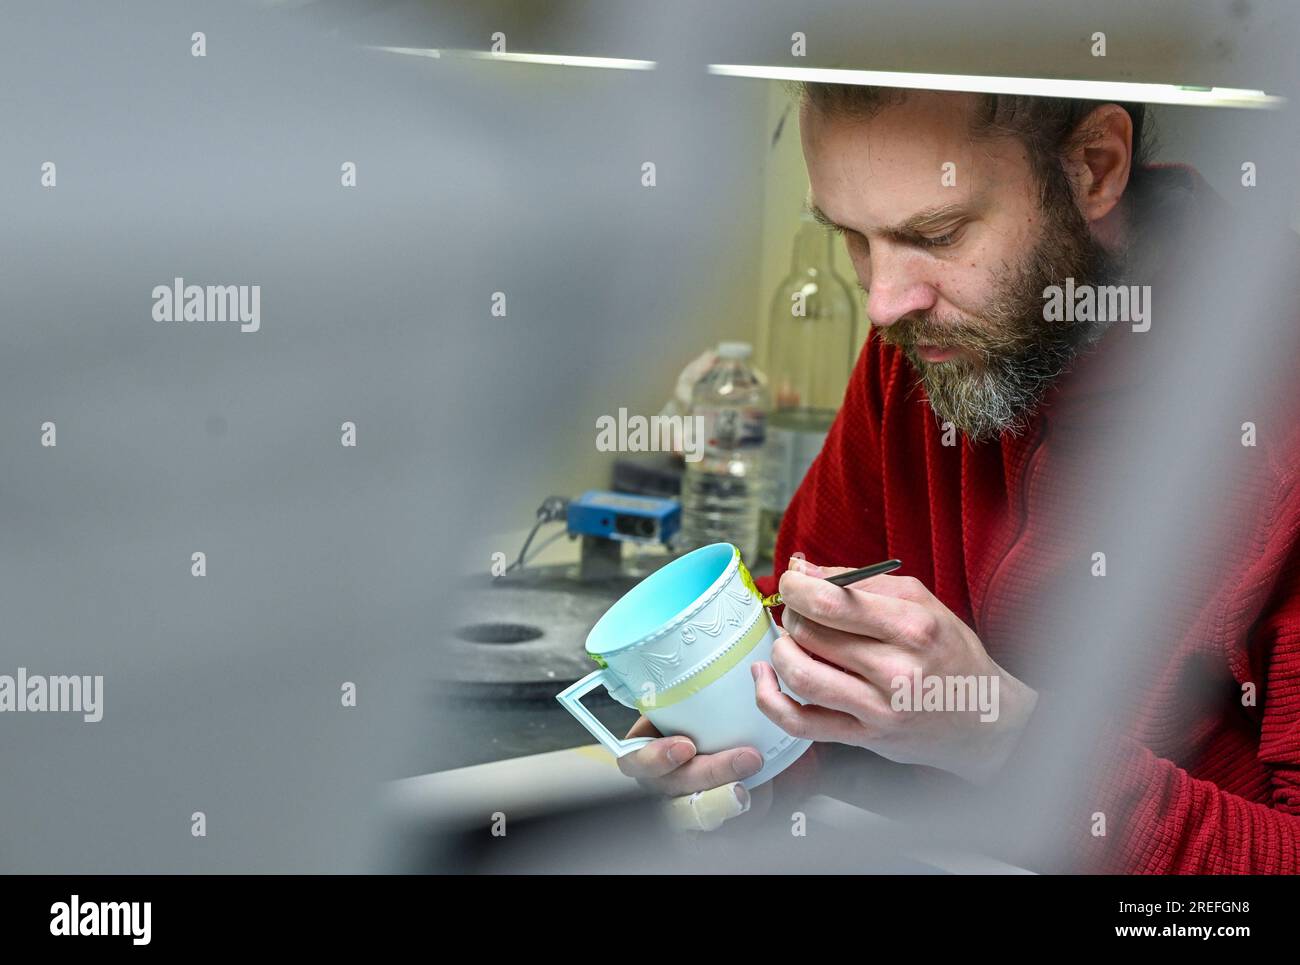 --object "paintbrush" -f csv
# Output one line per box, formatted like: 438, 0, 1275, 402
759, 558, 903, 608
